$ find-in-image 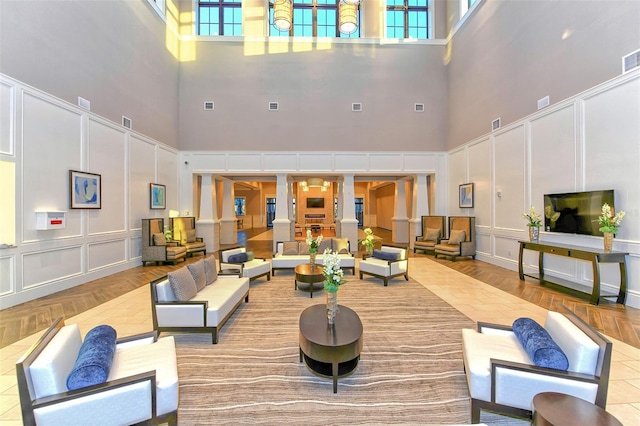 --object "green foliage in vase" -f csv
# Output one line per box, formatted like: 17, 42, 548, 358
597, 203, 625, 234
322, 248, 345, 293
